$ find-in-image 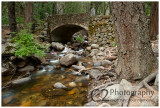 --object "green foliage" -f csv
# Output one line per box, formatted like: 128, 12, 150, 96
12, 29, 45, 58
16, 17, 24, 23
145, 2, 151, 16
36, 19, 45, 30
76, 36, 84, 42
112, 42, 117, 47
